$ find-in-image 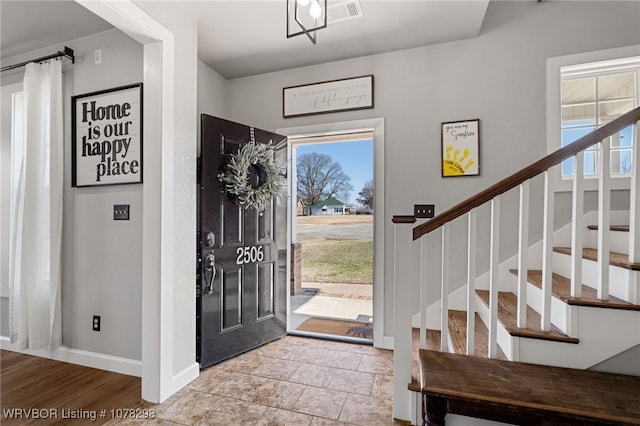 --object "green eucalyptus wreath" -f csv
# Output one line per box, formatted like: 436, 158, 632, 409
217, 142, 285, 213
